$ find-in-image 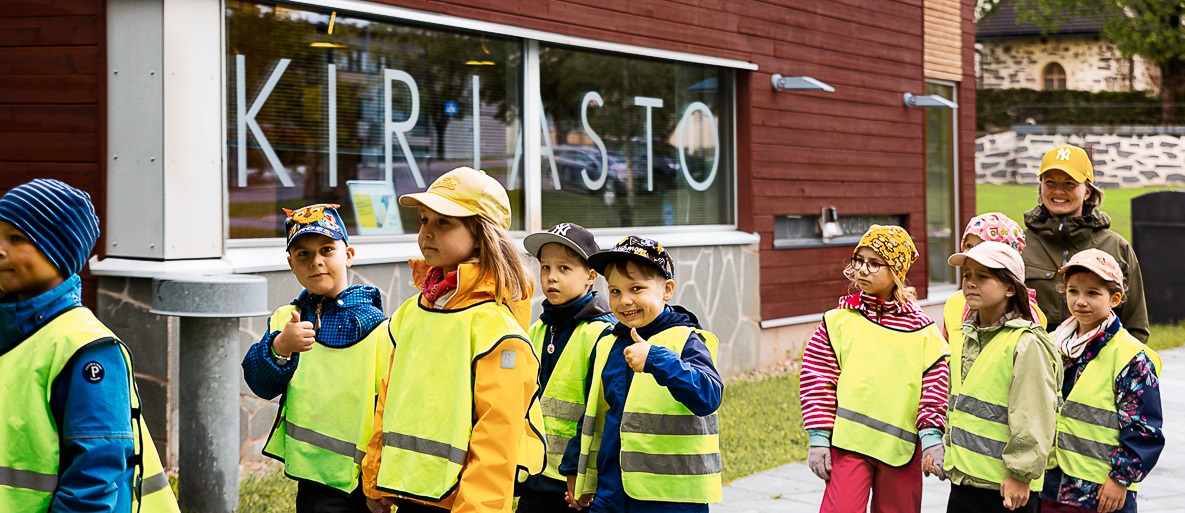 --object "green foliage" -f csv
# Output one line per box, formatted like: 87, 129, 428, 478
719, 372, 809, 483
977, 89, 1167, 132
1148, 322, 1185, 352
1008, 0, 1185, 66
